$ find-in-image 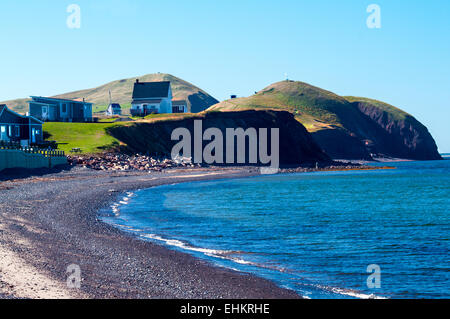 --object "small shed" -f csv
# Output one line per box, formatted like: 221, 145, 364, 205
106, 103, 122, 116
172, 100, 188, 113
